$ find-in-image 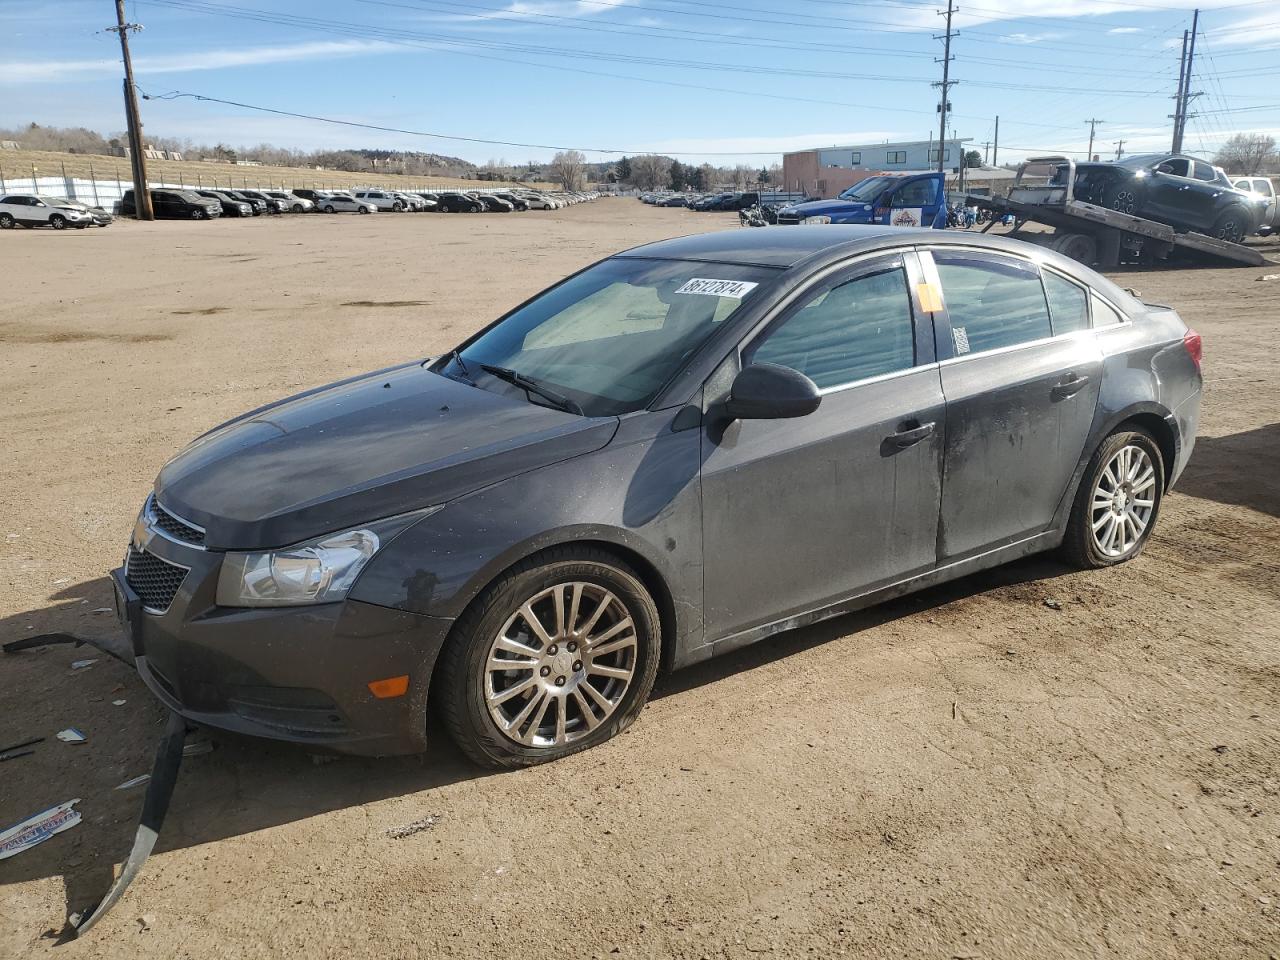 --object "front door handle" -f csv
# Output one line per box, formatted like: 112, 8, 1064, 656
889, 420, 935, 449
1052, 374, 1090, 400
